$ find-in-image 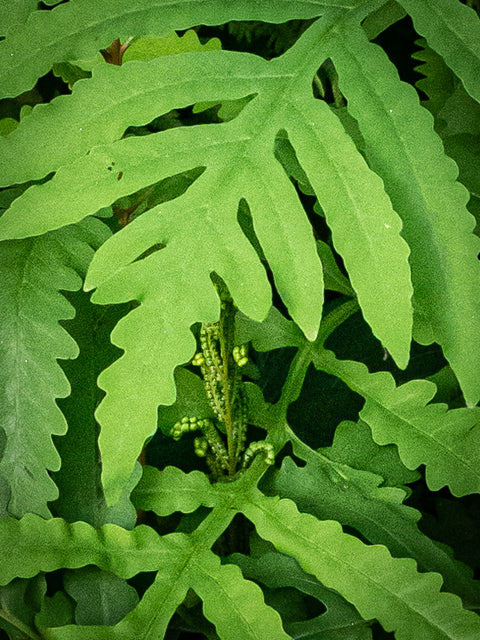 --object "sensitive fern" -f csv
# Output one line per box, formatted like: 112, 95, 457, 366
1, 1, 480, 639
